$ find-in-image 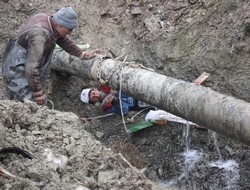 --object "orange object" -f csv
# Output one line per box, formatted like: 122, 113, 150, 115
193, 72, 210, 85
155, 120, 168, 126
